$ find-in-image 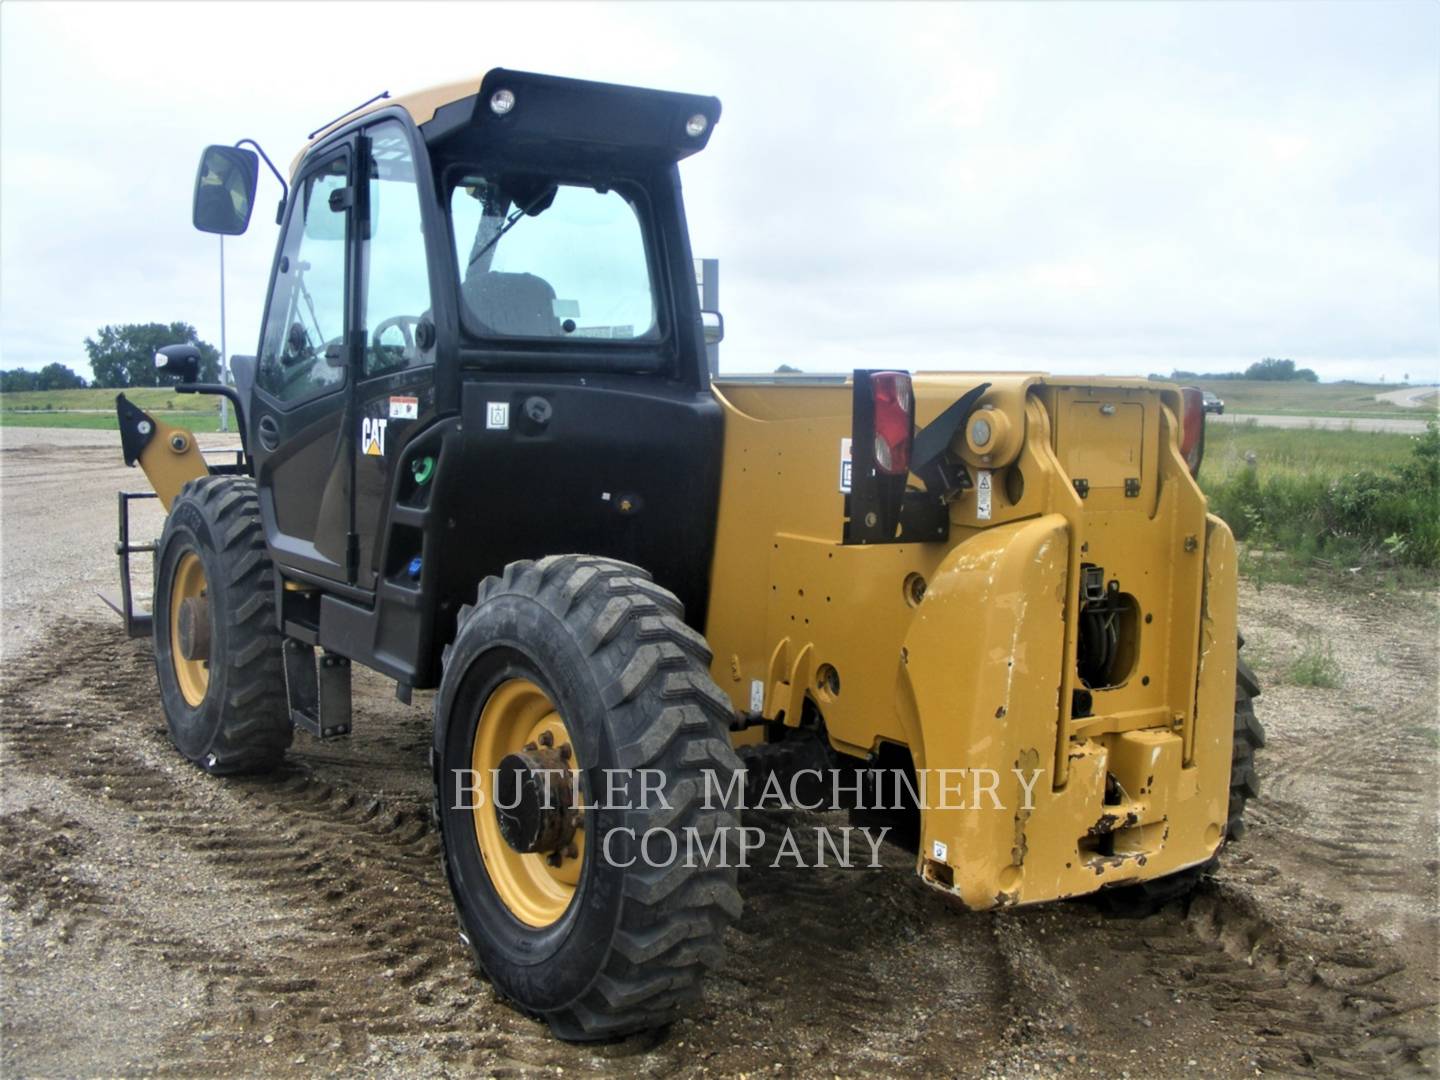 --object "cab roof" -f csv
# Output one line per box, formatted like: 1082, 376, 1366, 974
290, 78, 479, 175
291, 69, 721, 177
